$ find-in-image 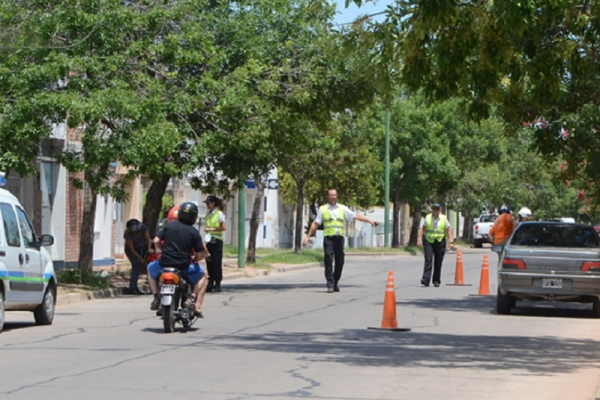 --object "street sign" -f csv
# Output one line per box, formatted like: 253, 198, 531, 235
267, 179, 279, 190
